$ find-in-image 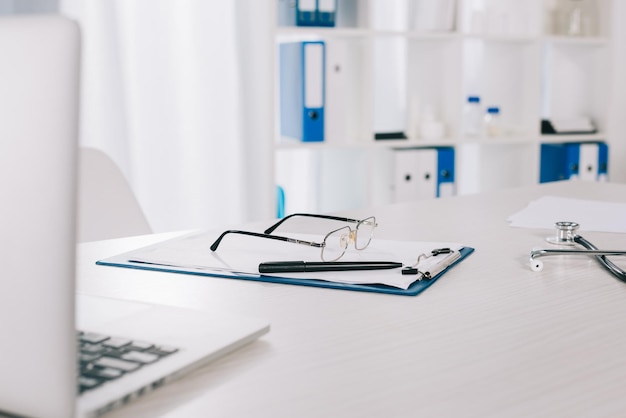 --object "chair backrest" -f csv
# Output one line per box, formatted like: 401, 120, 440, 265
78, 147, 151, 241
